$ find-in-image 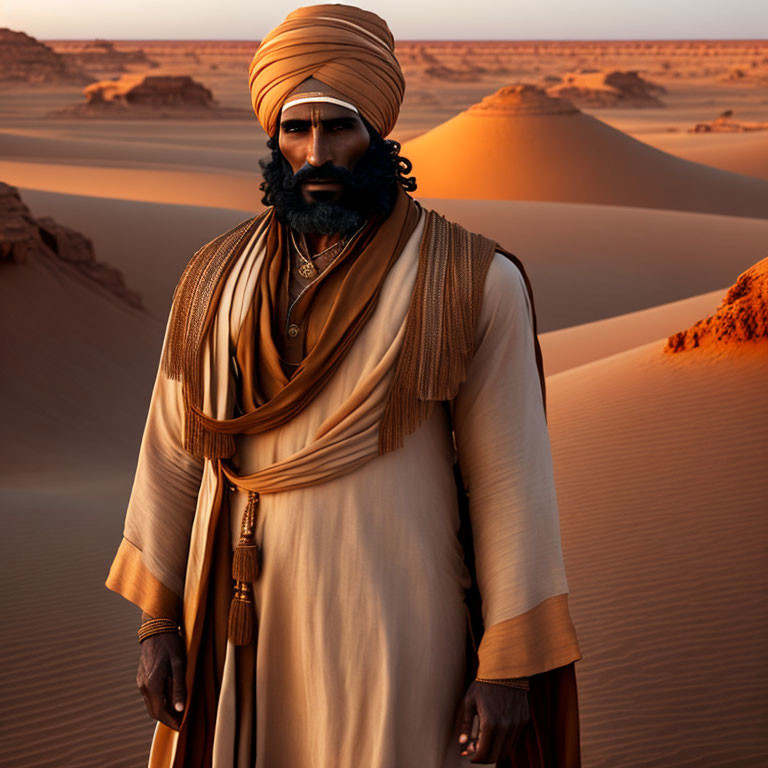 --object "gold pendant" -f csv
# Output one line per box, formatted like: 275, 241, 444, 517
298, 261, 318, 279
